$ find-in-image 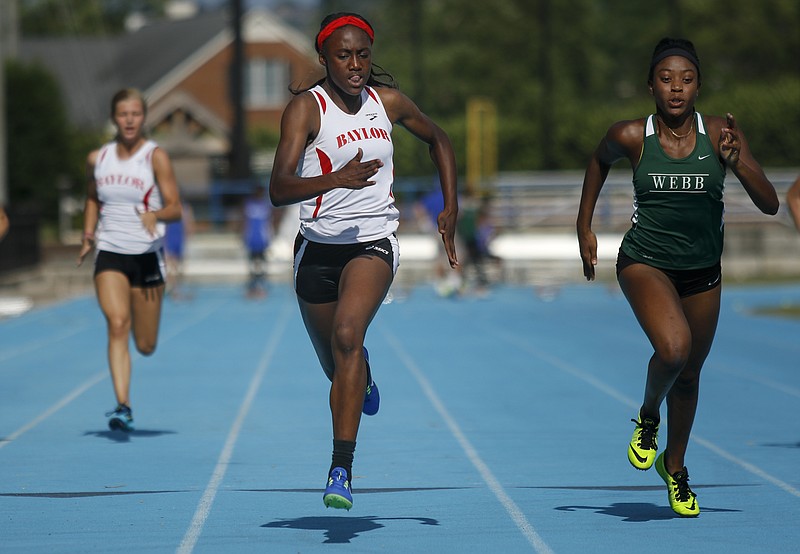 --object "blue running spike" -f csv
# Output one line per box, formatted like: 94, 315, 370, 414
362, 347, 380, 416
106, 405, 134, 432
323, 467, 353, 510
